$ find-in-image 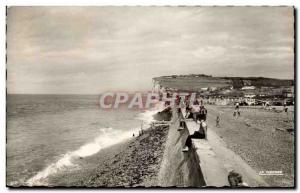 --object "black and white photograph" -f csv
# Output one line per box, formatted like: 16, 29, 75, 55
6, 6, 295, 188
